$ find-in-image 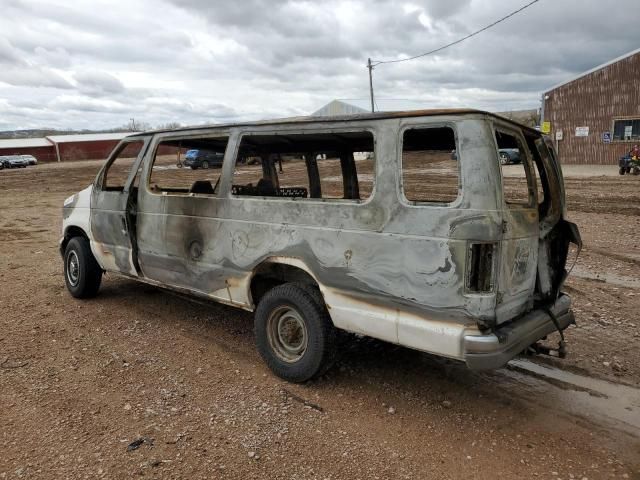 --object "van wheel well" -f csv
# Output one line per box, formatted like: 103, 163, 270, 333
60, 226, 89, 255
250, 263, 319, 307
